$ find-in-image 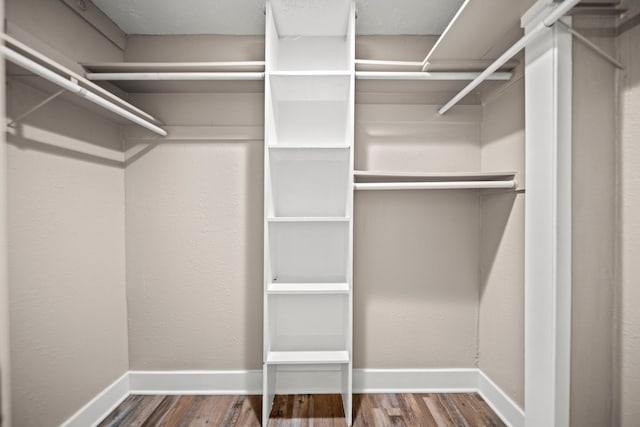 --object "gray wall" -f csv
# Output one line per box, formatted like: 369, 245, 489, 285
618, 7, 640, 426
354, 104, 483, 369
0, 0, 10, 424
570, 15, 618, 427
478, 73, 526, 408
124, 93, 264, 370
5, 0, 129, 425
